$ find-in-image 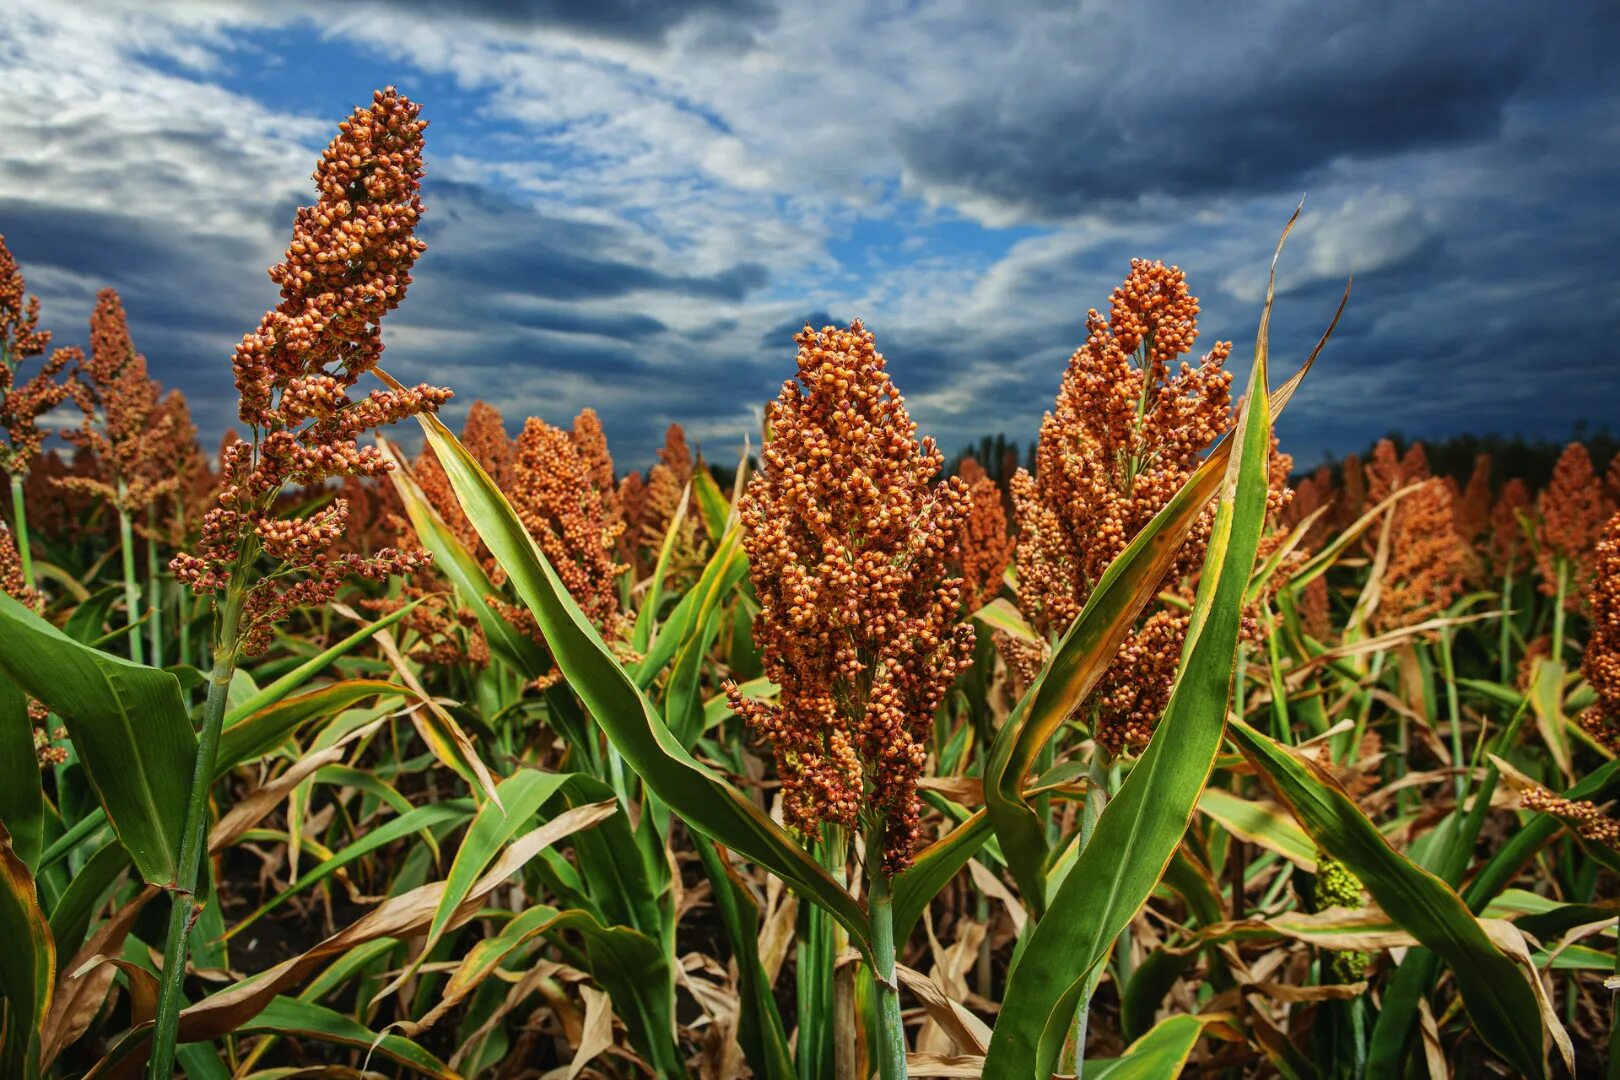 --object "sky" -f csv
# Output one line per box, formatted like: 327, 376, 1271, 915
2, 0, 1617, 470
